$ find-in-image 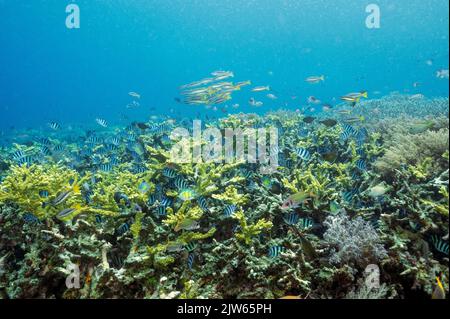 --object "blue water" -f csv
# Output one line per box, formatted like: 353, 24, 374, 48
0, 0, 448, 130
